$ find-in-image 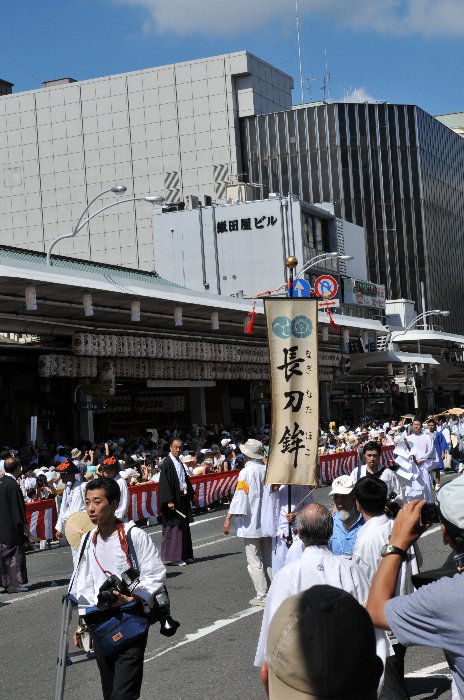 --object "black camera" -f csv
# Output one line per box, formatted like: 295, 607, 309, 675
148, 587, 180, 637
420, 503, 440, 527
97, 568, 139, 609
